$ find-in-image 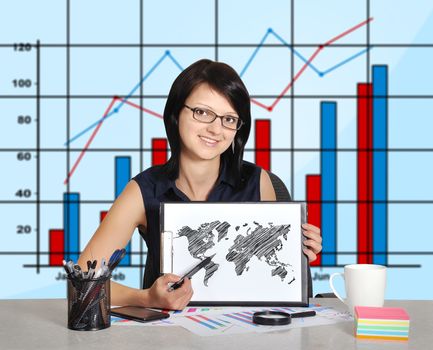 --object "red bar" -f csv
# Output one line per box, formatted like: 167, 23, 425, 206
357, 83, 373, 264
100, 211, 108, 223
306, 175, 322, 266
255, 119, 271, 170
49, 229, 64, 266
152, 138, 168, 166
366, 84, 373, 264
